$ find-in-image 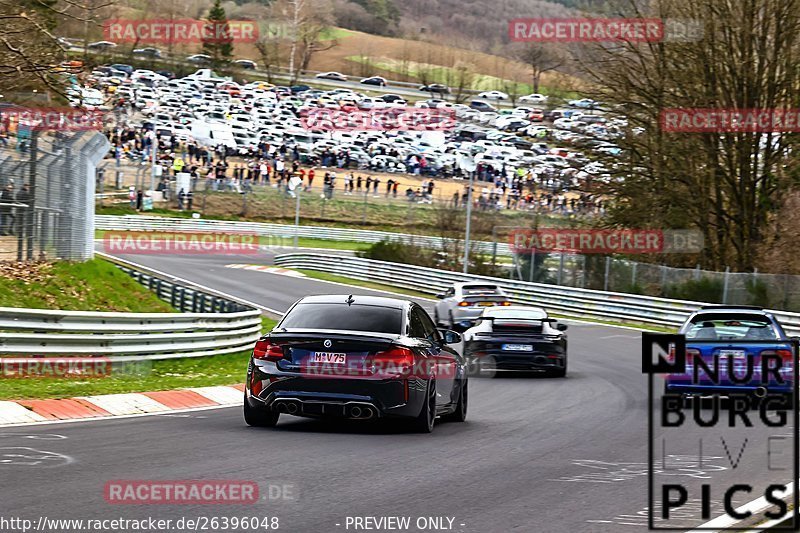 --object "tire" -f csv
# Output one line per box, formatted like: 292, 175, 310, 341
550, 364, 567, 378
442, 380, 467, 422
409, 380, 436, 433
243, 394, 279, 427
